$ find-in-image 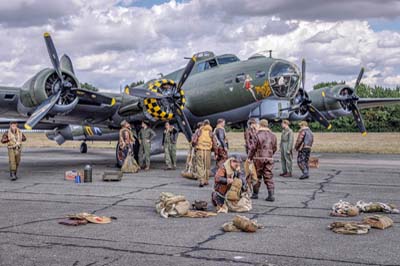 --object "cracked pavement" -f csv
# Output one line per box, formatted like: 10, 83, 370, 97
0, 147, 399, 266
